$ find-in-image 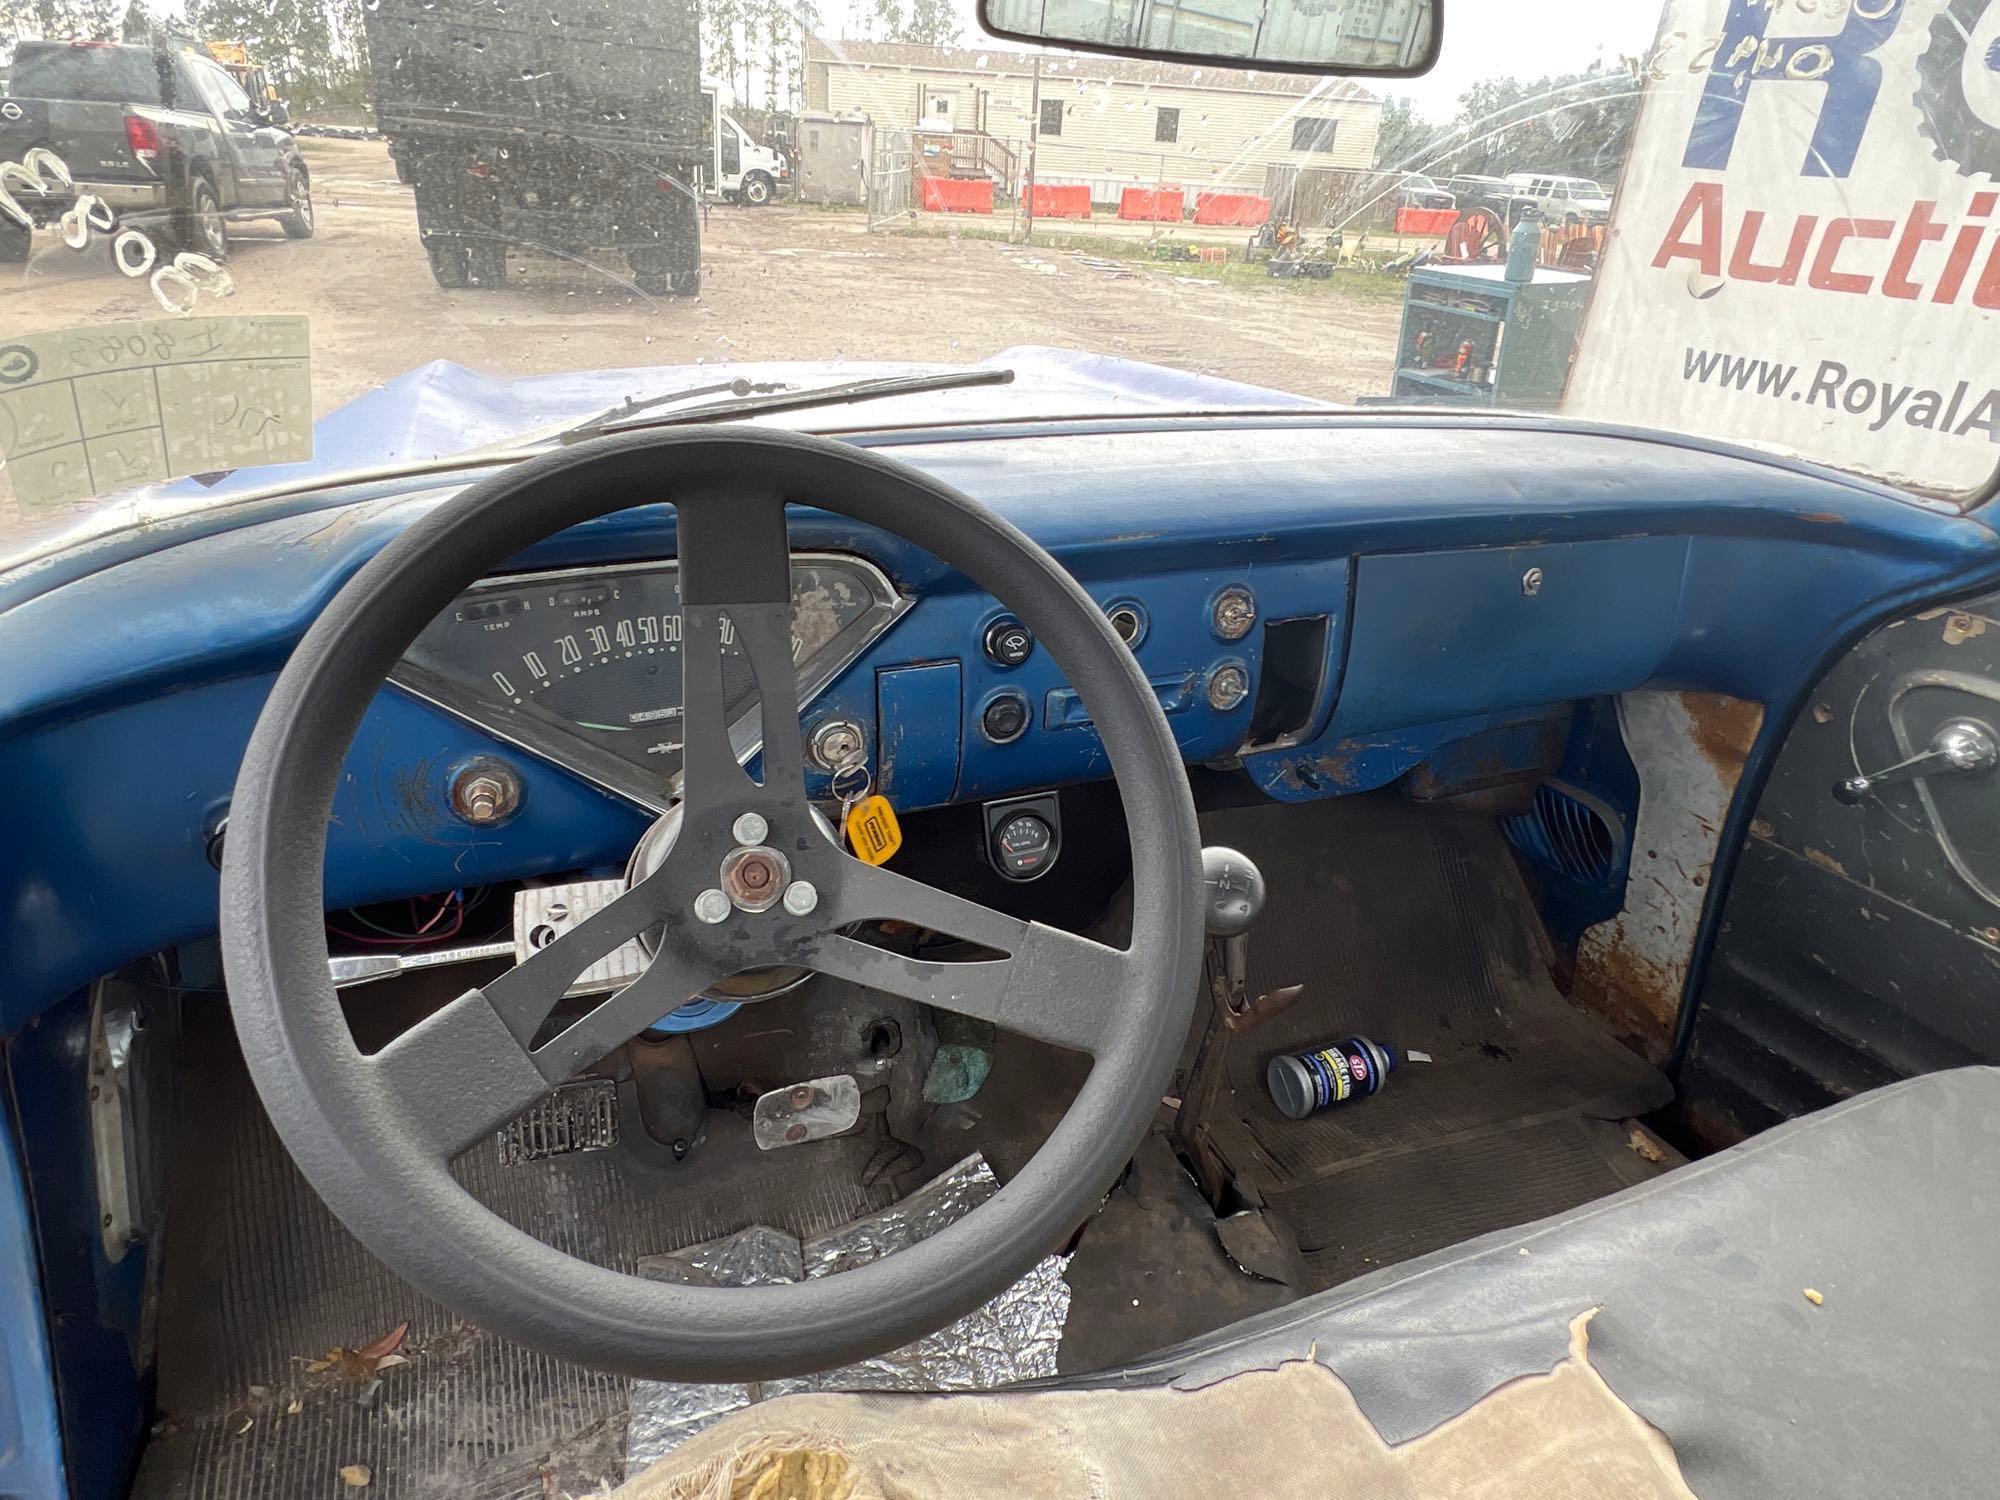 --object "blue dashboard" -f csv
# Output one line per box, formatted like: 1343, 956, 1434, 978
3, 412, 1998, 1035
